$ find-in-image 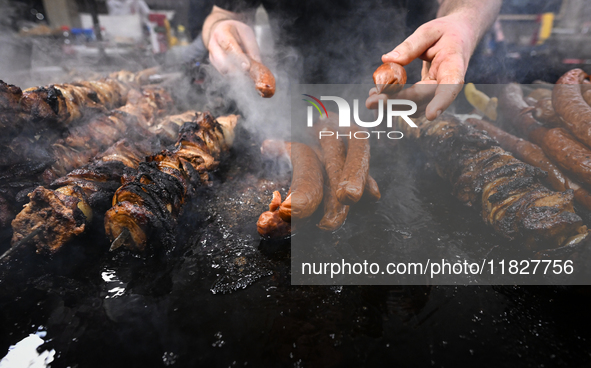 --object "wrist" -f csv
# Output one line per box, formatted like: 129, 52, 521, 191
438, 0, 501, 48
